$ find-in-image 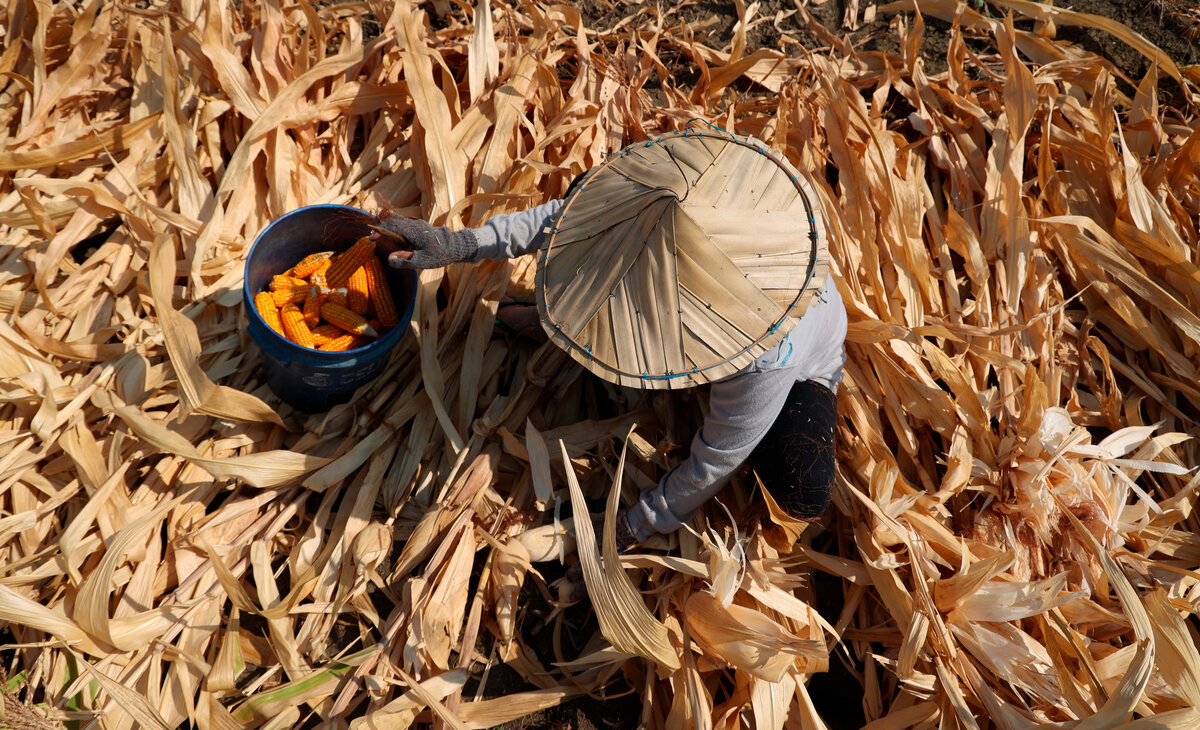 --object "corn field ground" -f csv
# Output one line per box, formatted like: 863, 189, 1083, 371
1, 1, 1199, 728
